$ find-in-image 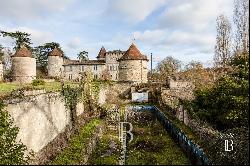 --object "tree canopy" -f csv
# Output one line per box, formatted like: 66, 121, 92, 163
0, 31, 32, 50
34, 42, 64, 74
77, 51, 88, 61
156, 56, 181, 80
